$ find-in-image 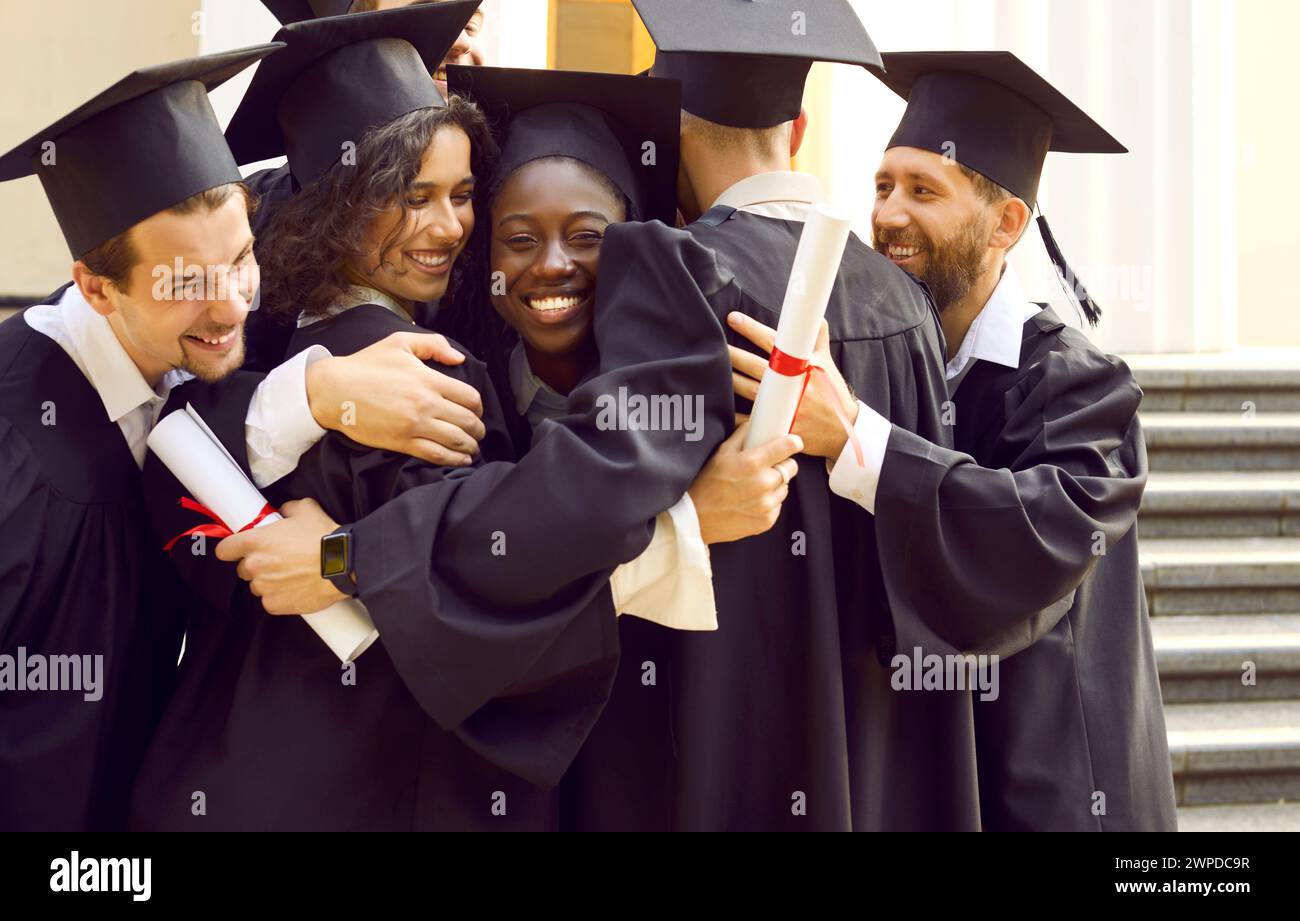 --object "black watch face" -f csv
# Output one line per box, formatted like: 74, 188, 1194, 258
321, 533, 348, 578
